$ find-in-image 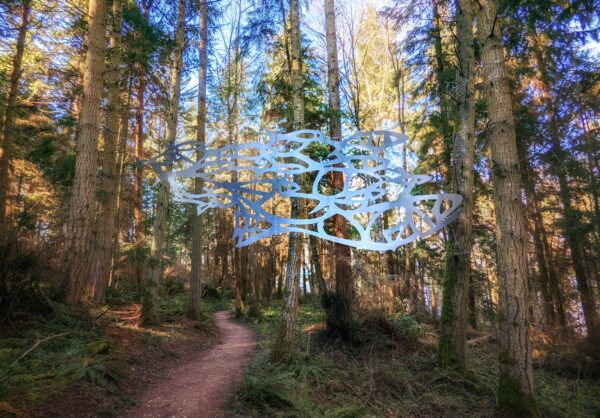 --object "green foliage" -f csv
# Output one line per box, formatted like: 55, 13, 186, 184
0, 306, 121, 403
228, 303, 600, 418
258, 35, 327, 132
